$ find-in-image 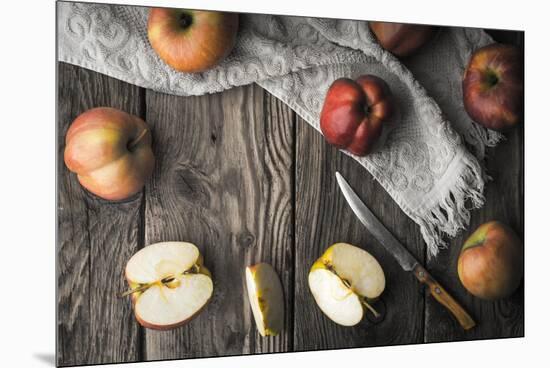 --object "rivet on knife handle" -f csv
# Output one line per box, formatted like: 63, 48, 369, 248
414, 264, 475, 330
